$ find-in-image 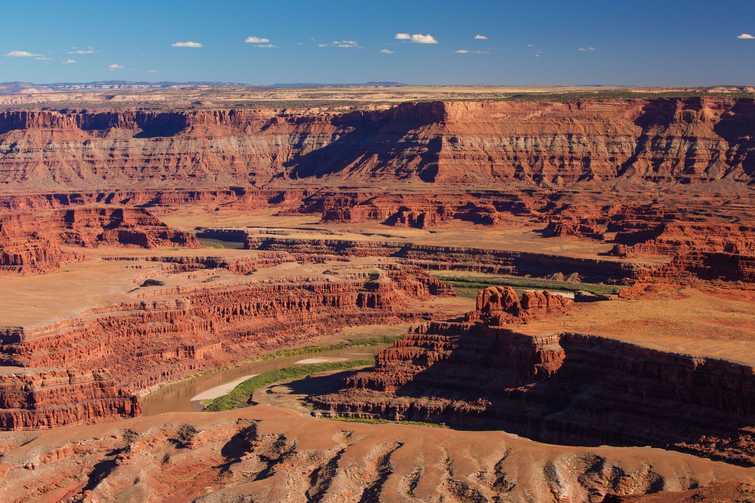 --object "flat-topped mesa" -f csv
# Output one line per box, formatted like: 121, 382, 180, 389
0, 207, 197, 273
318, 192, 533, 228
0, 97, 753, 190
314, 287, 755, 466
245, 235, 640, 283
0, 269, 448, 430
